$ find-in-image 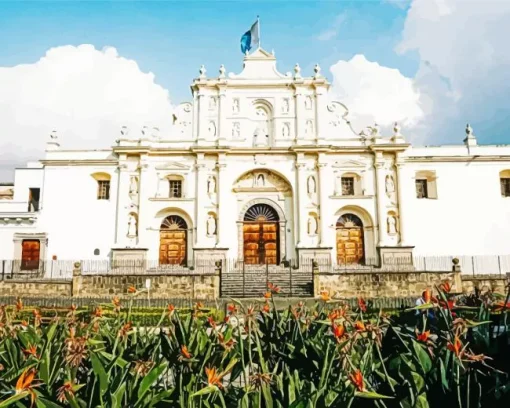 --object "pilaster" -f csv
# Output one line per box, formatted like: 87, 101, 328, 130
317, 160, 332, 248
115, 163, 131, 245
294, 91, 304, 141
295, 157, 308, 247
314, 87, 327, 143
194, 155, 208, 248
395, 156, 407, 246
216, 159, 228, 248
136, 161, 149, 246
197, 92, 207, 143
374, 154, 387, 247
217, 89, 227, 144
